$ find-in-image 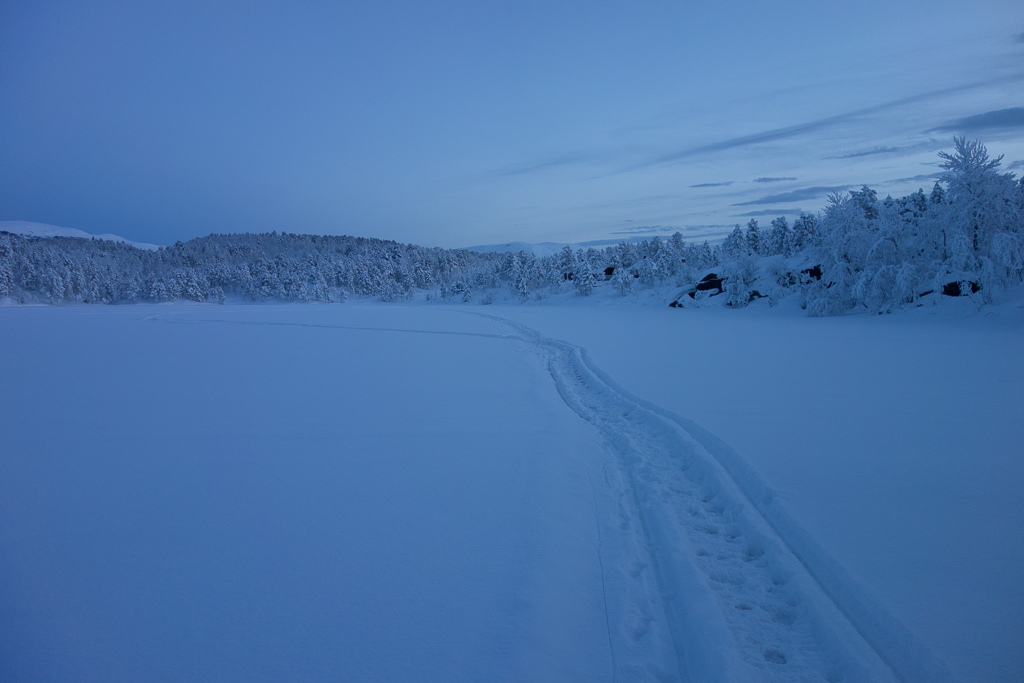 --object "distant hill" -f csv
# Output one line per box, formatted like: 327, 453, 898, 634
463, 234, 683, 257
0, 221, 161, 251
461, 241, 567, 257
